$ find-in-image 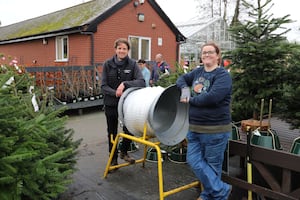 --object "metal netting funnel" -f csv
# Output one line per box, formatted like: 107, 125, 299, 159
118, 84, 189, 146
